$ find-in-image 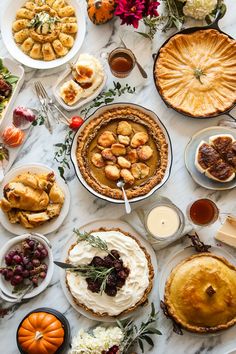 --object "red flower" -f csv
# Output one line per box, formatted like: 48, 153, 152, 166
115, 0, 145, 28
146, 0, 160, 17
